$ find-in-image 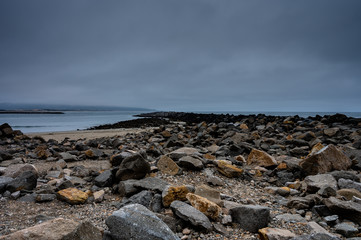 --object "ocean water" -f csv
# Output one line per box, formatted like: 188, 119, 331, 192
0, 111, 148, 133
1, 111, 360, 134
